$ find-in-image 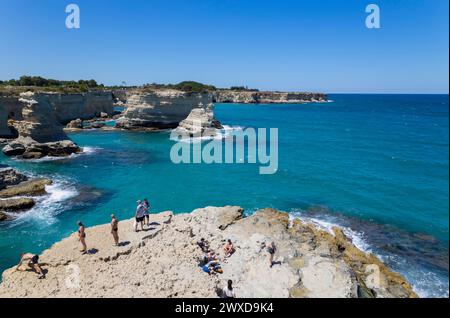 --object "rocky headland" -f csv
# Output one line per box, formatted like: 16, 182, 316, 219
214, 91, 327, 104
0, 206, 417, 298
